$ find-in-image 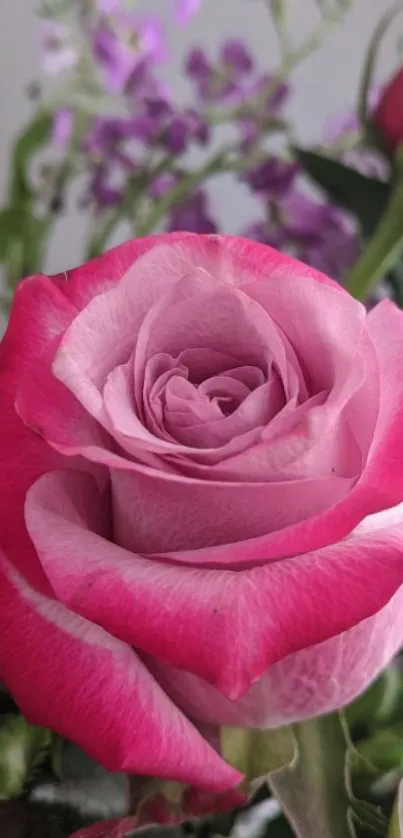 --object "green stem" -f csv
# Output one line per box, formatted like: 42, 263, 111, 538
346, 176, 403, 300
269, 715, 353, 838
85, 155, 175, 259
135, 151, 235, 237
